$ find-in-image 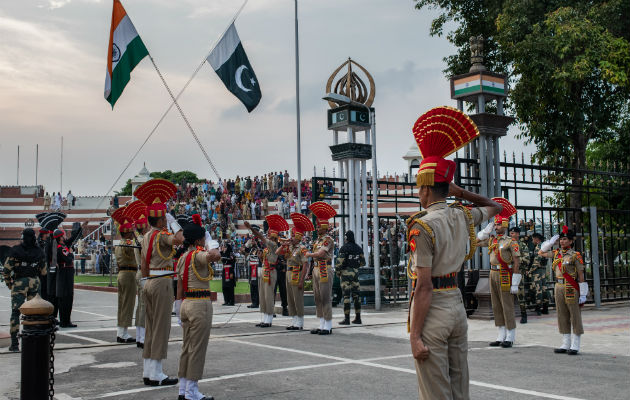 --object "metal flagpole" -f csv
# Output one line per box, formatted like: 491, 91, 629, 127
35, 144, 39, 187
295, 0, 302, 212
17, 145, 19, 185
60, 136, 63, 194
